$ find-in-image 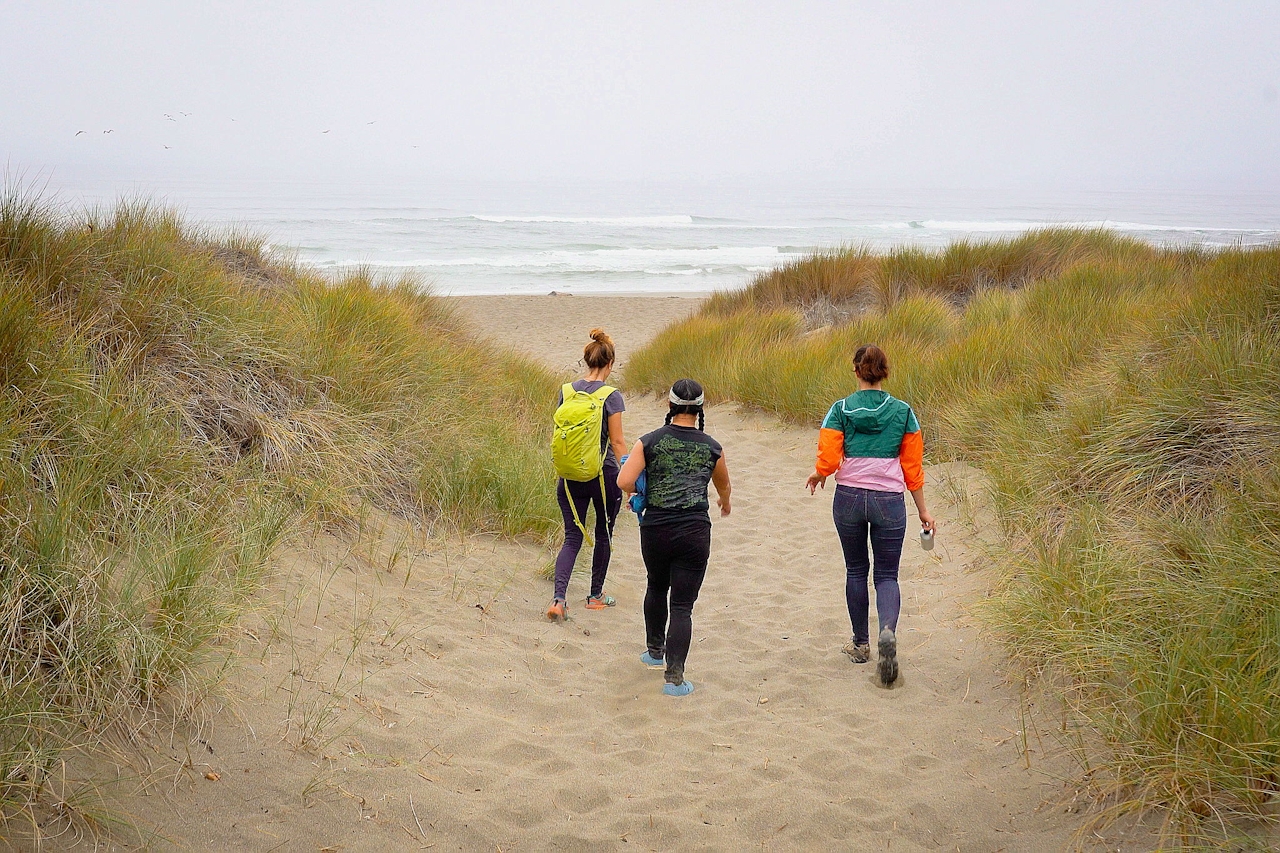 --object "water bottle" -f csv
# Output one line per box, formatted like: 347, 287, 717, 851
920, 528, 935, 551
